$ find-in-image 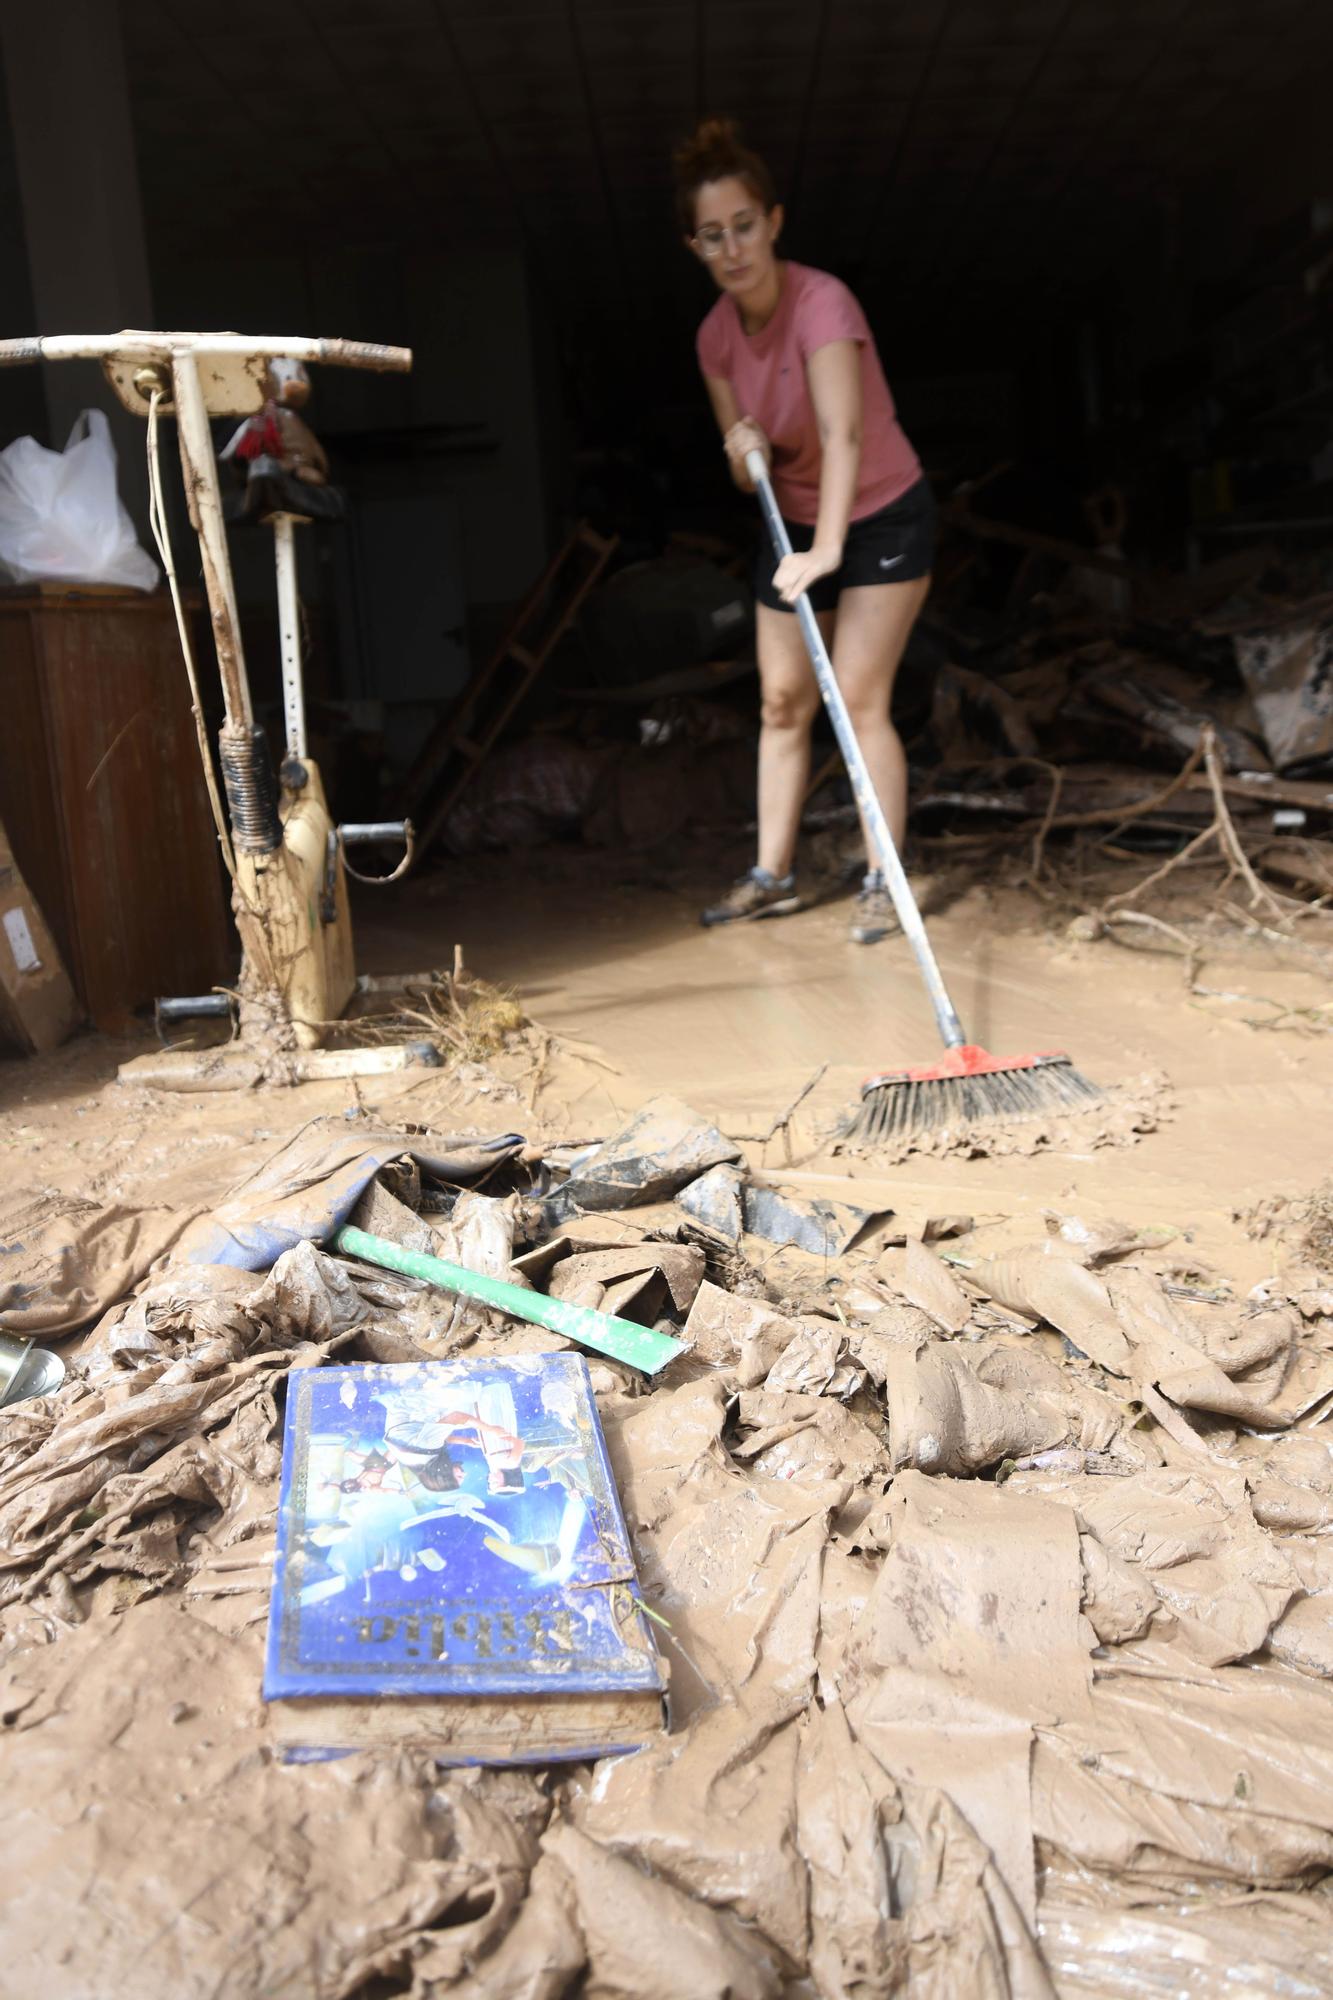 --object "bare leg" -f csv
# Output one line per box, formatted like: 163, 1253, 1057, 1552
755, 601, 830, 878
829, 577, 931, 868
